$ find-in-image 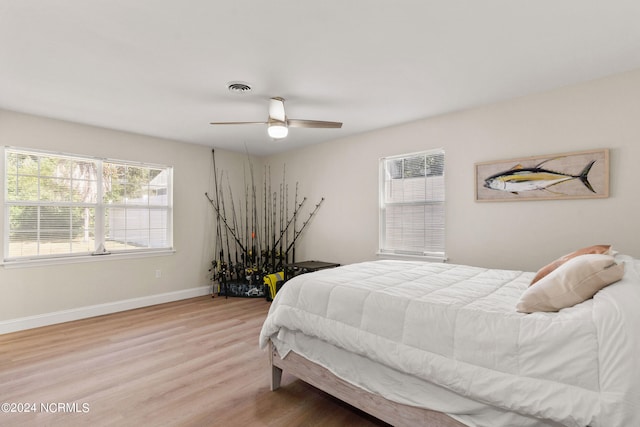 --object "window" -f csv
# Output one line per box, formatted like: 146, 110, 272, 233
379, 149, 445, 259
3, 147, 173, 262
